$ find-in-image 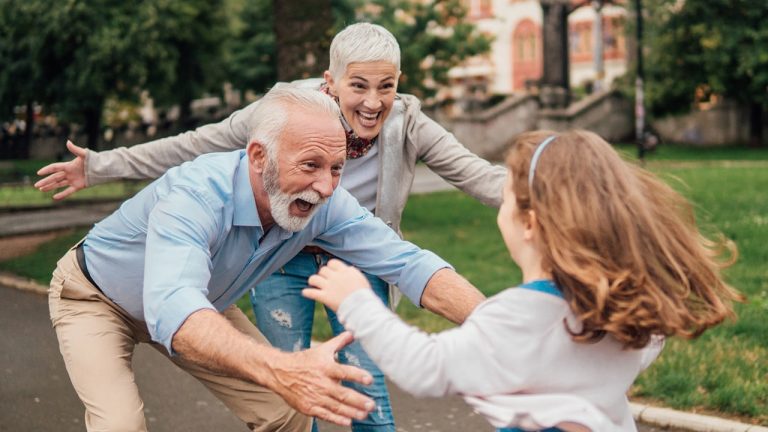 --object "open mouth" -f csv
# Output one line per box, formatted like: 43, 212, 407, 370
357, 111, 381, 128
294, 198, 314, 213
